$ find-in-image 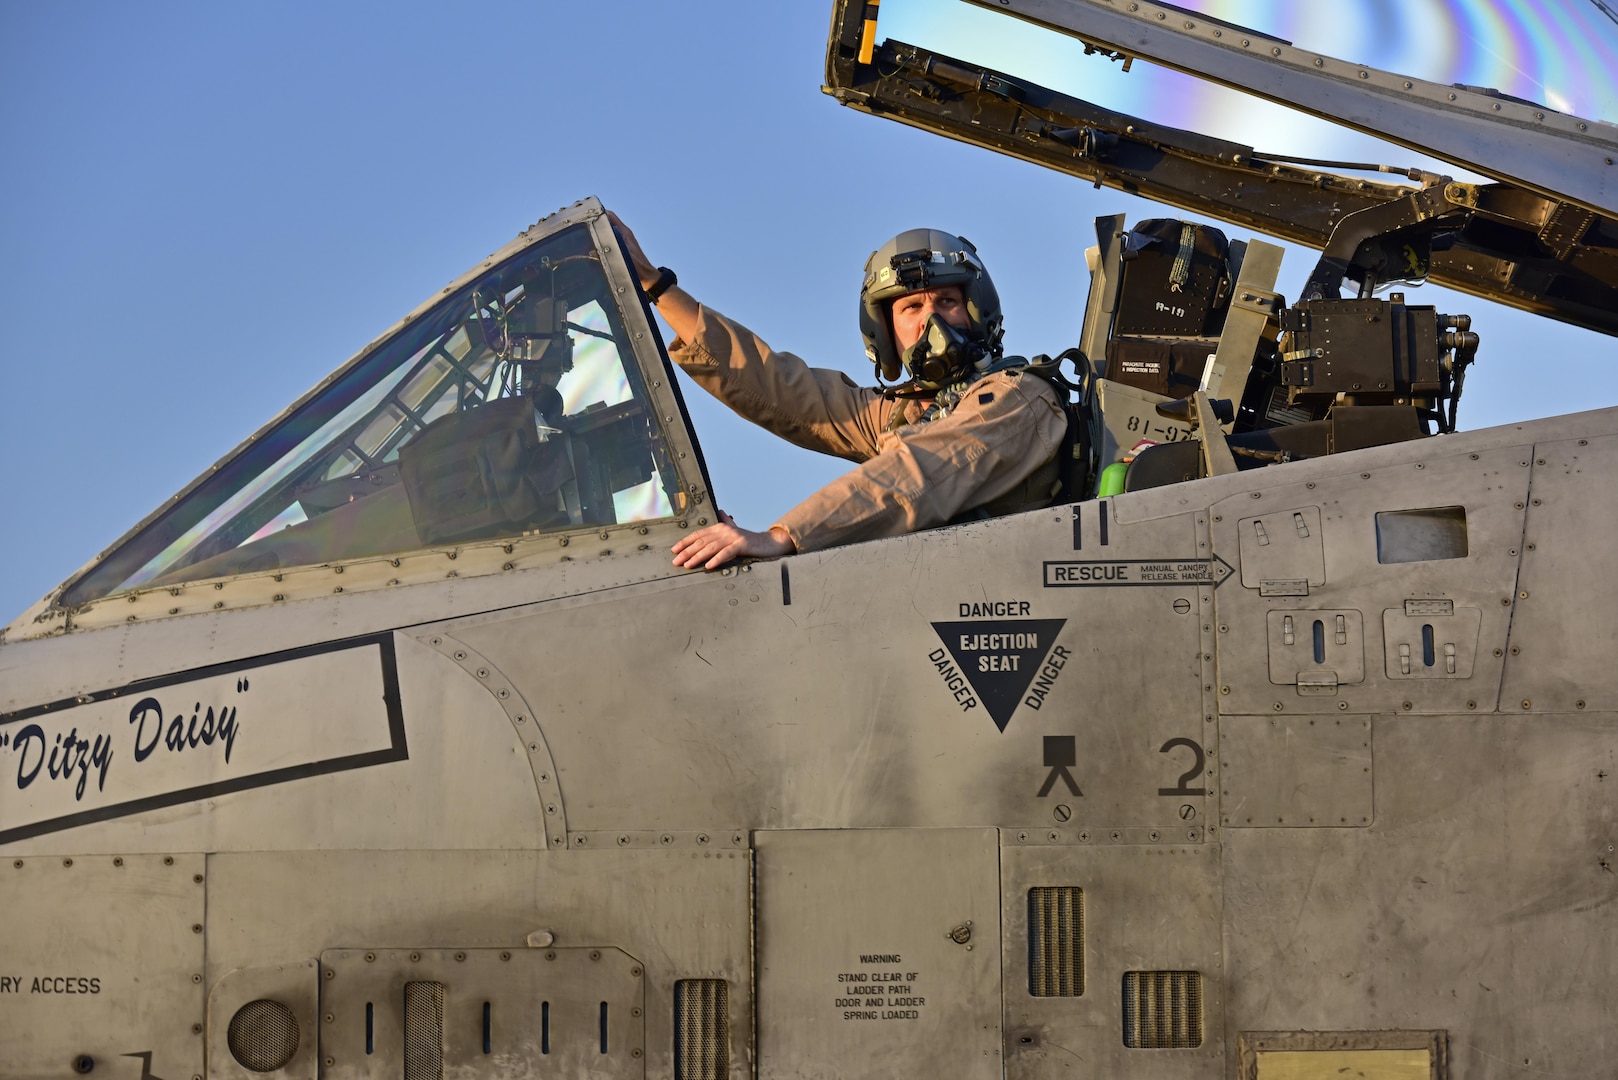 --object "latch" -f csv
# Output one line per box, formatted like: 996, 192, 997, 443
1383, 606, 1482, 679
1296, 671, 1341, 696
1239, 507, 1325, 592
1267, 610, 1366, 693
